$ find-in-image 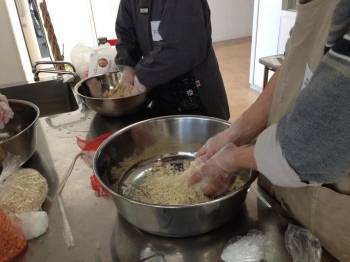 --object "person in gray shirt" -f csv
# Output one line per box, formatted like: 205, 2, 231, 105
114, 0, 230, 120
191, 0, 350, 259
